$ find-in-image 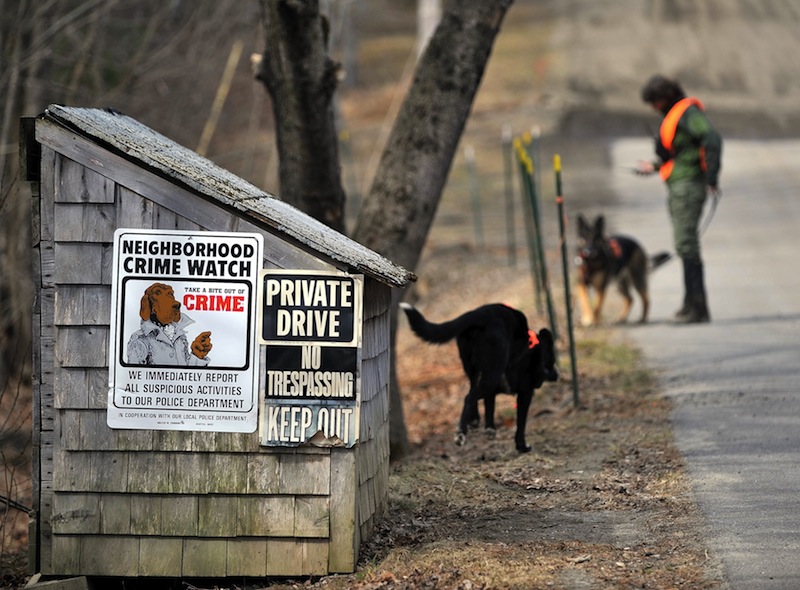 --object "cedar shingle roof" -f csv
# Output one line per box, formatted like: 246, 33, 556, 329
42, 104, 415, 288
